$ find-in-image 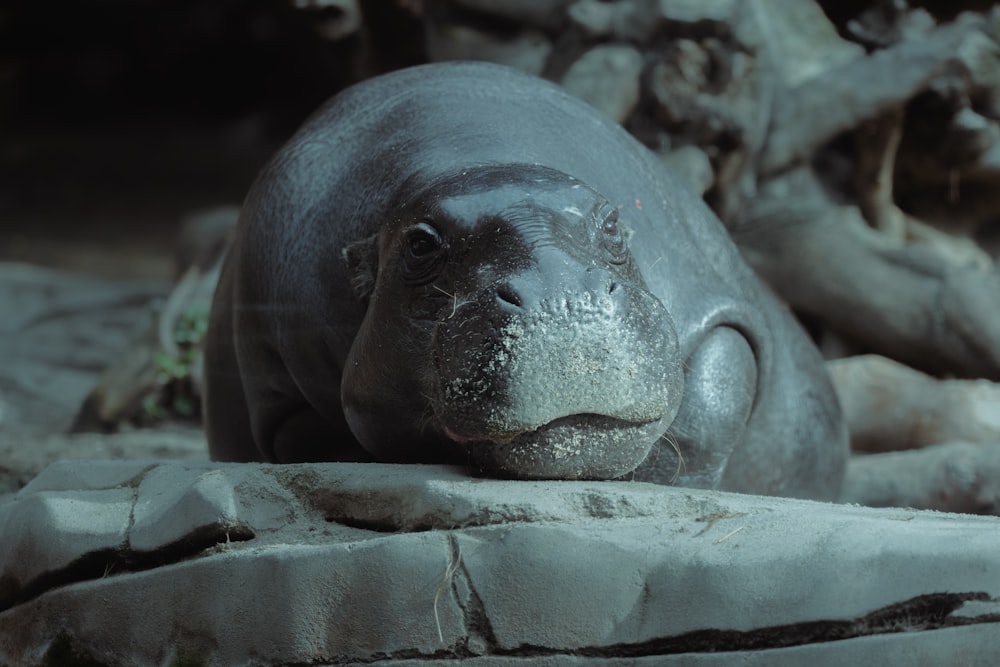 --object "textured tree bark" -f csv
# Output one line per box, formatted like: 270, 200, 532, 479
828, 355, 1000, 452
736, 169, 1000, 380
842, 442, 1000, 515
761, 15, 1000, 175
